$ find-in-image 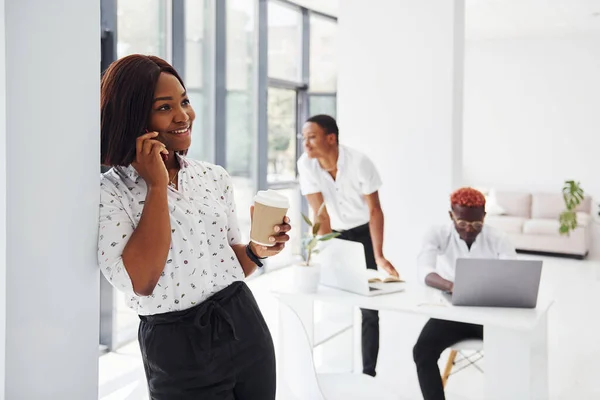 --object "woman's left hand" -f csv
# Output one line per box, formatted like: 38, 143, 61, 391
249, 205, 292, 258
